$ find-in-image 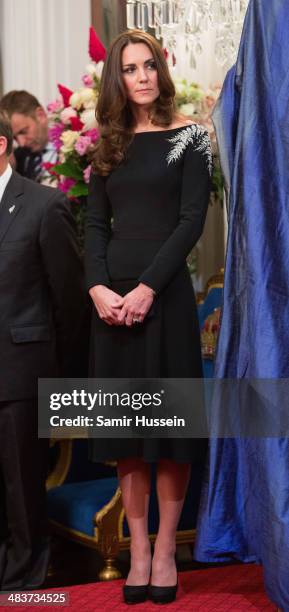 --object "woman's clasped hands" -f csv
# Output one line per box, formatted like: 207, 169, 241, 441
89, 283, 155, 327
